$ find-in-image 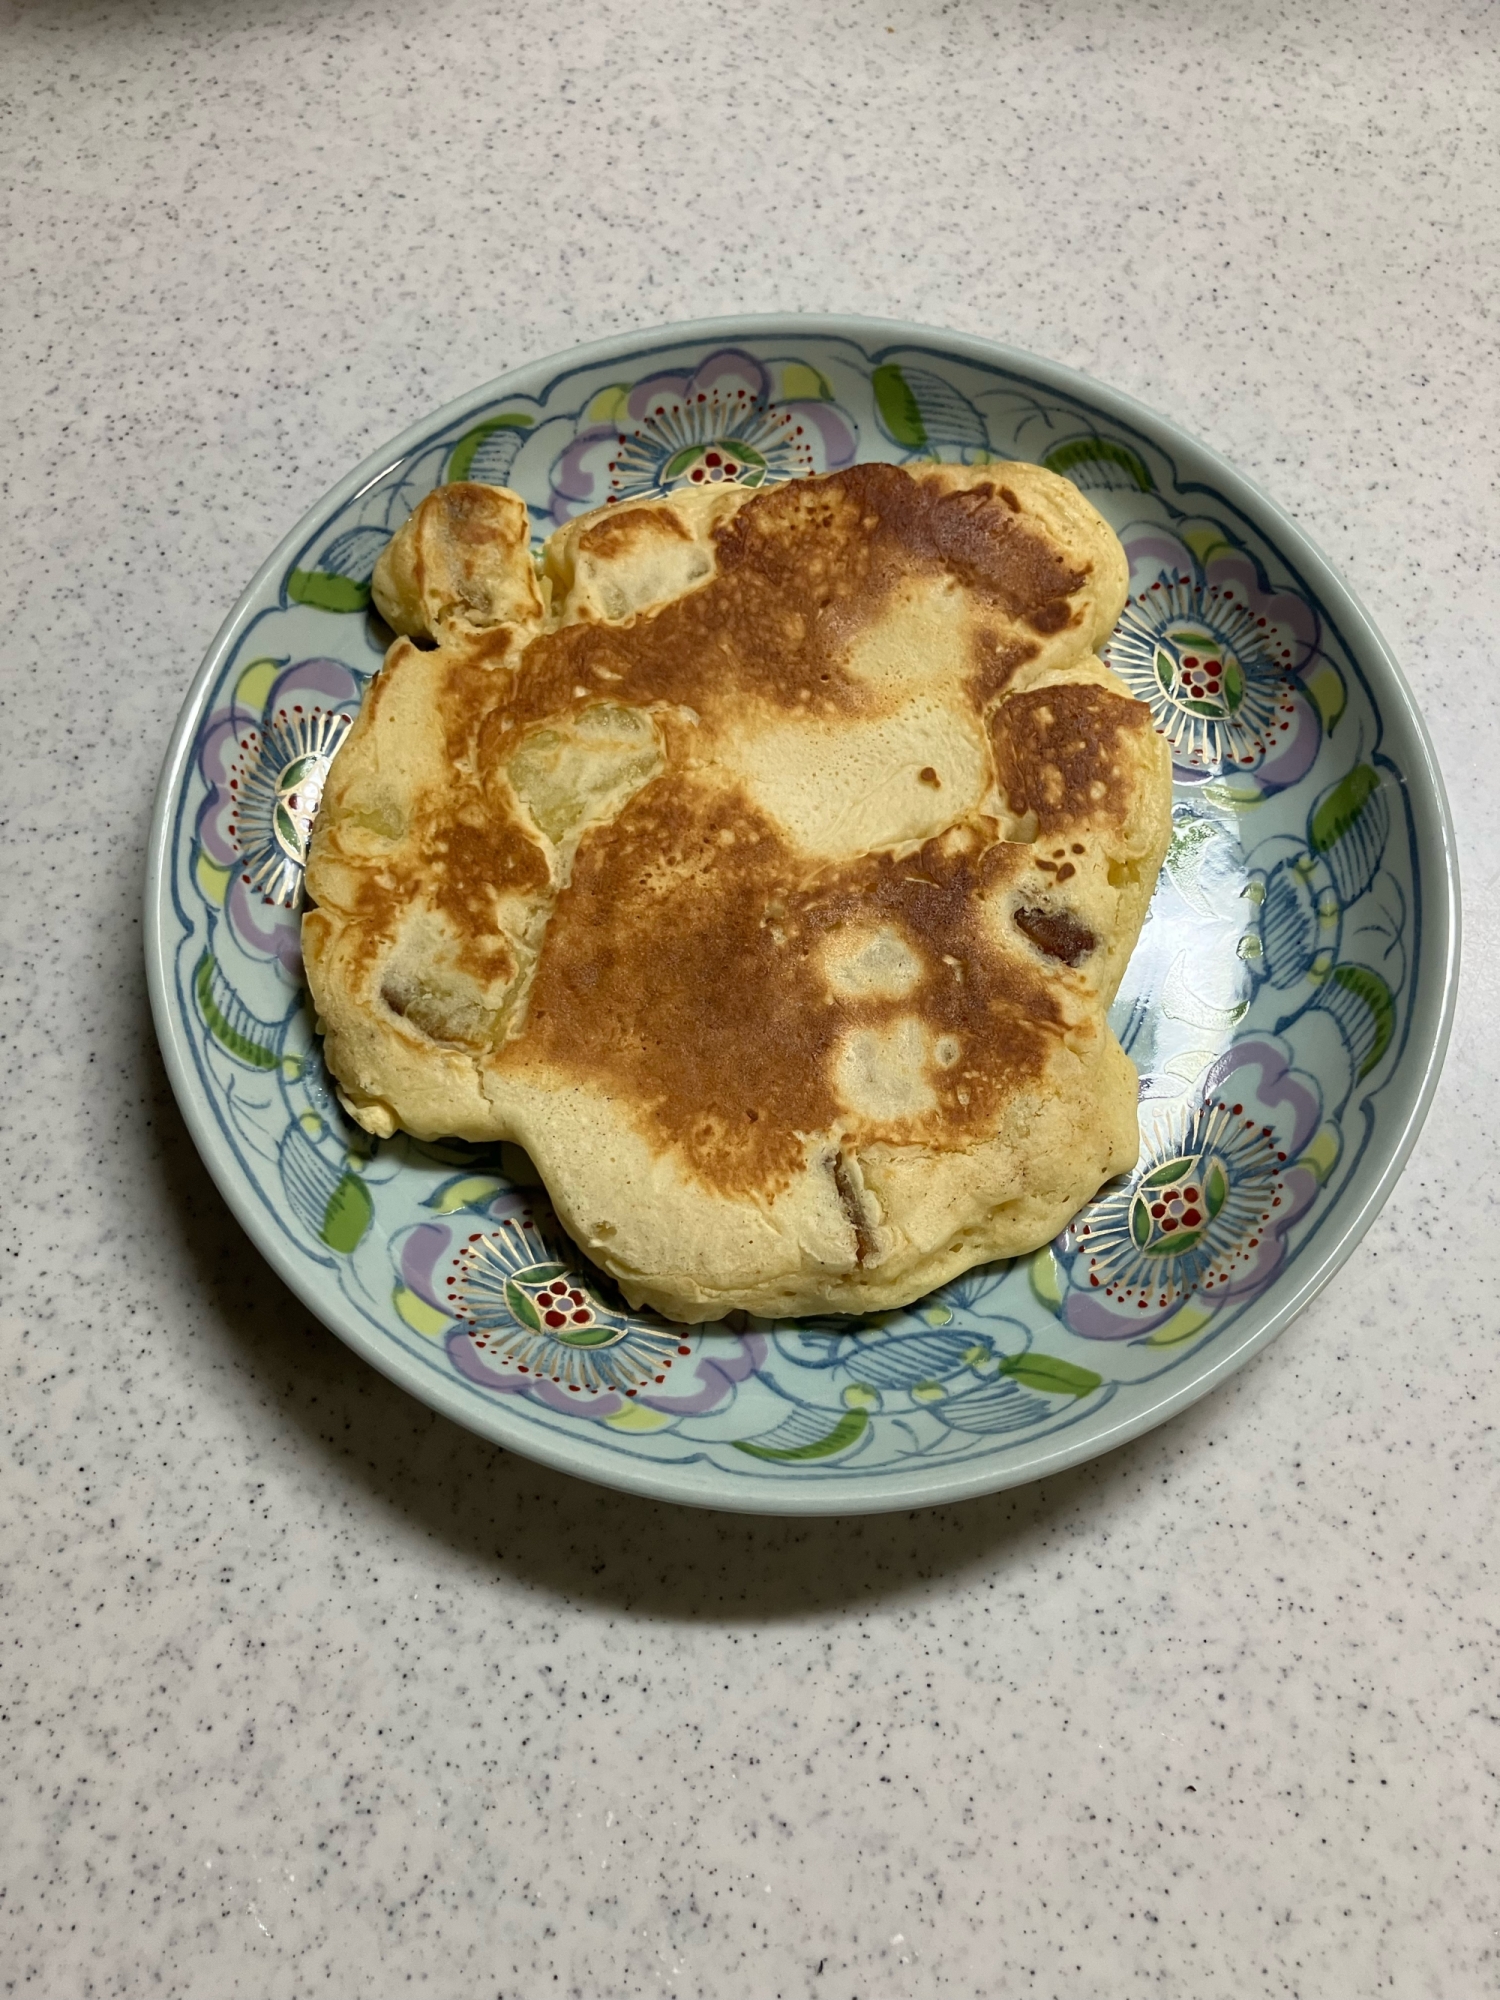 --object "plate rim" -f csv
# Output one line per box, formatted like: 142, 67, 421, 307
145, 312, 1461, 1516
